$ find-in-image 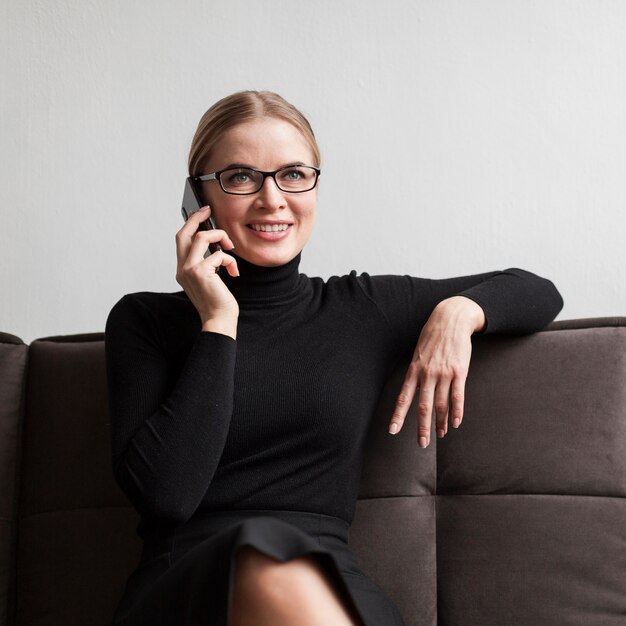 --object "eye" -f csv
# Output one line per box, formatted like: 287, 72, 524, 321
278, 167, 305, 181
226, 169, 254, 185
